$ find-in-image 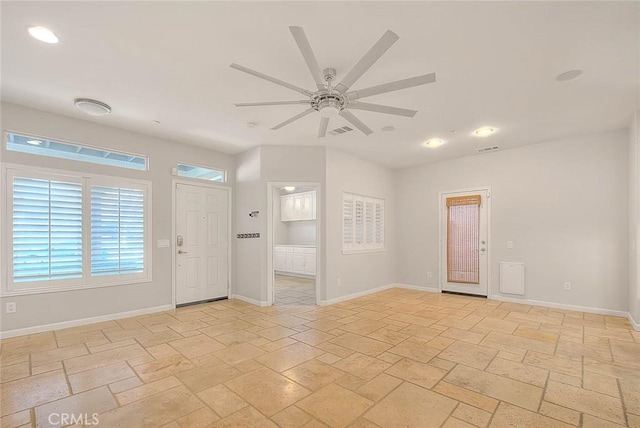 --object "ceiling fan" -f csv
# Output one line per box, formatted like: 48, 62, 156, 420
231, 27, 436, 137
